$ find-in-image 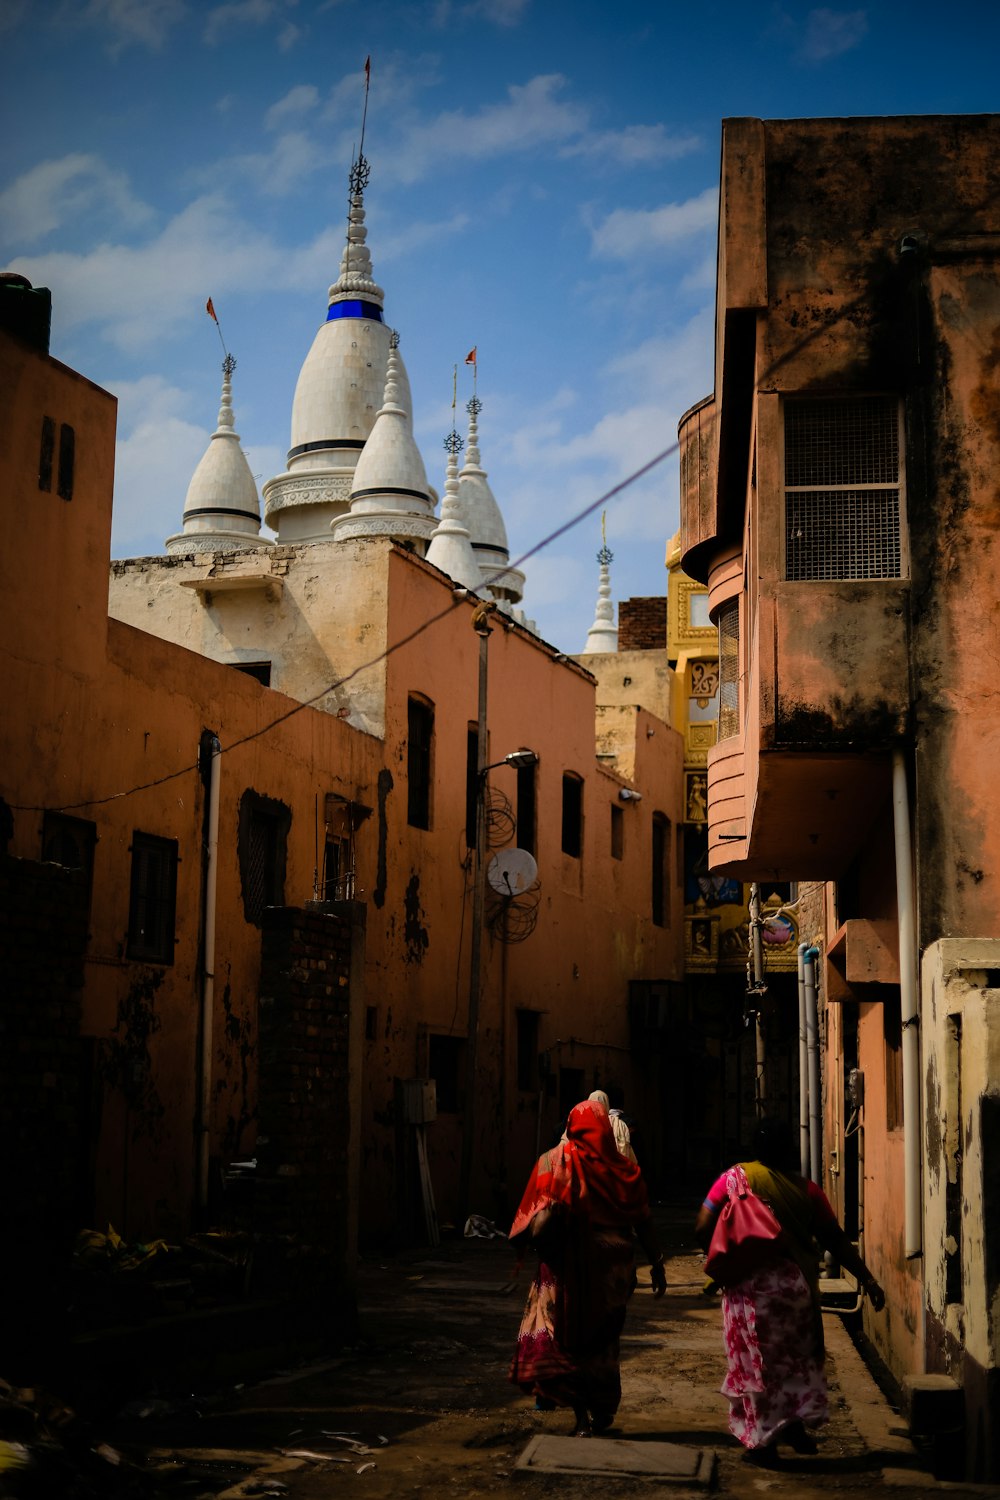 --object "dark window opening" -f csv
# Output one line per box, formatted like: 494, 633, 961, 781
517, 758, 537, 856
516, 1009, 540, 1092
232, 660, 271, 687
57, 423, 75, 501
610, 804, 624, 861
365, 1006, 378, 1042
126, 831, 178, 963
466, 726, 479, 848
652, 813, 670, 927
884, 988, 903, 1131
39, 415, 55, 491
561, 773, 583, 858
558, 1066, 585, 1121
428, 1034, 464, 1113
238, 790, 290, 926
42, 811, 97, 915
407, 696, 434, 830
